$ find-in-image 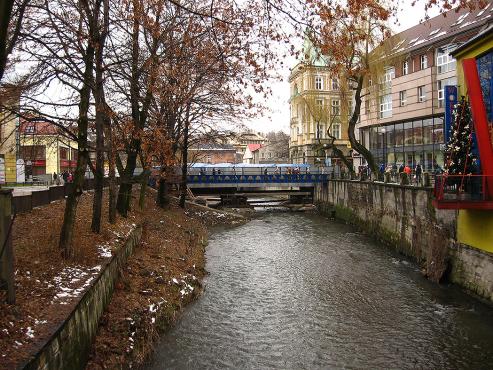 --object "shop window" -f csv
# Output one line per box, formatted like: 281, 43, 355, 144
413, 120, 423, 145
404, 121, 413, 146
423, 118, 433, 145
395, 123, 404, 146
